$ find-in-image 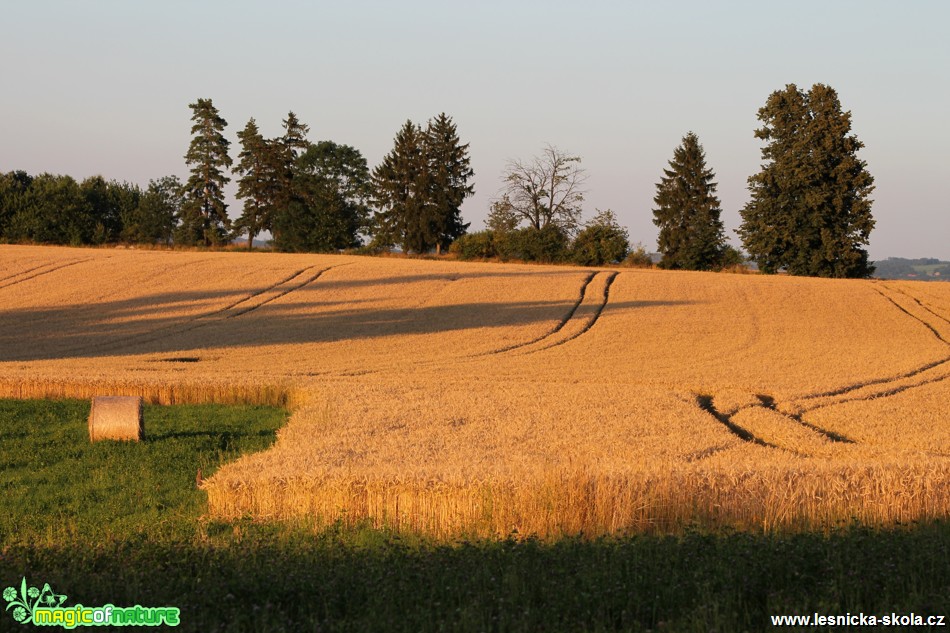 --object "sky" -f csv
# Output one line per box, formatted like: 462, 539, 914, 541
2, 0, 948, 260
